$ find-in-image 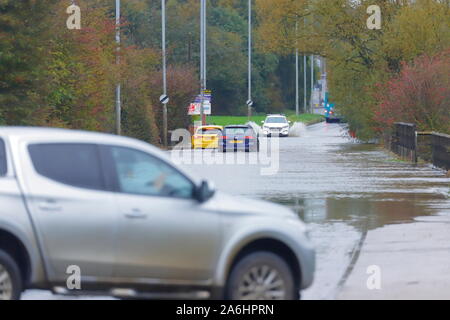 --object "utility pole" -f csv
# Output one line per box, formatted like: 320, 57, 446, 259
247, 0, 252, 120
200, 0, 206, 125
295, 21, 299, 116
310, 55, 314, 113
187, 32, 192, 62
304, 55, 307, 114
161, 0, 168, 147
115, 0, 121, 135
